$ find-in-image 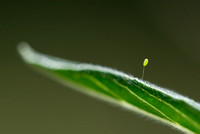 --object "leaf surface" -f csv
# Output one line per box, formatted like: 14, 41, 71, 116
18, 43, 200, 134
